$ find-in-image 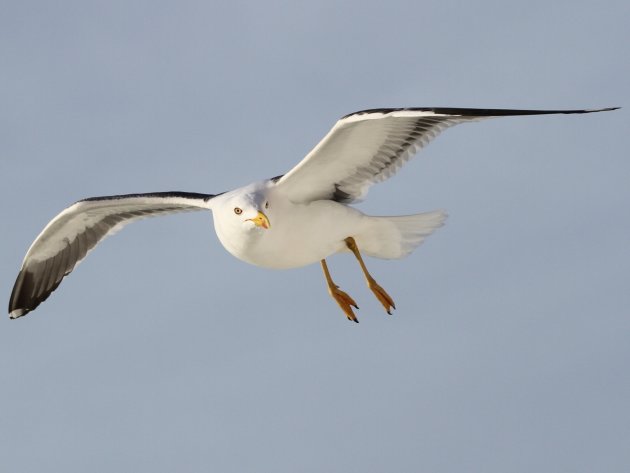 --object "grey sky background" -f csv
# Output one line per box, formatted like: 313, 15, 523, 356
1, 1, 628, 471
